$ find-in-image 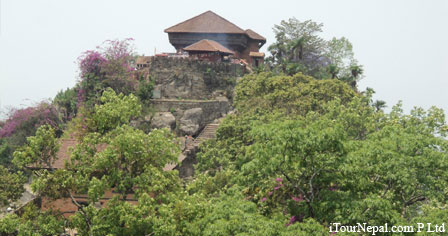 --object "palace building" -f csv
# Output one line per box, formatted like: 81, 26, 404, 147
164, 11, 266, 66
